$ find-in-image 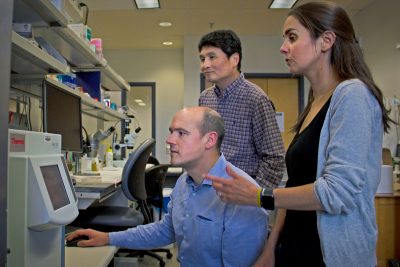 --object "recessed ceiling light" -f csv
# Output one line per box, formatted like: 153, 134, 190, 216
269, 0, 297, 9
159, 22, 172, 27
163, 41, 173, 46
138, 102, 146, 106
134, 99, 143, 103
133, 0, 160, 9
